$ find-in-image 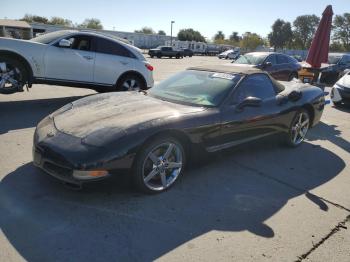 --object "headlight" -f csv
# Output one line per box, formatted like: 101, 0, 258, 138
73, 170, 109, 180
